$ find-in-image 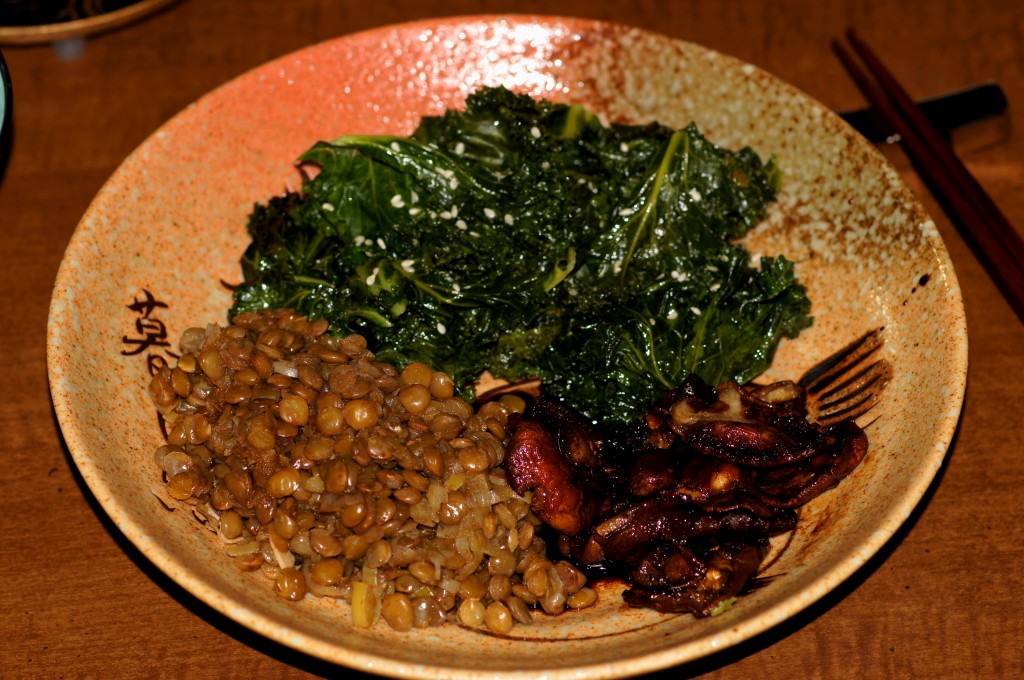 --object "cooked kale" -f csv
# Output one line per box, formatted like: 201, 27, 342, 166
231, 86, 811, 425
